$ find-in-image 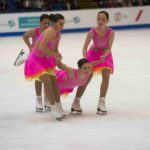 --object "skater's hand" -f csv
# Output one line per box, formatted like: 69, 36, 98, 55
91, 60, 100, 66
55, 53, 62, 60
54, 54, 62, 63
55, 56, 62, 62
